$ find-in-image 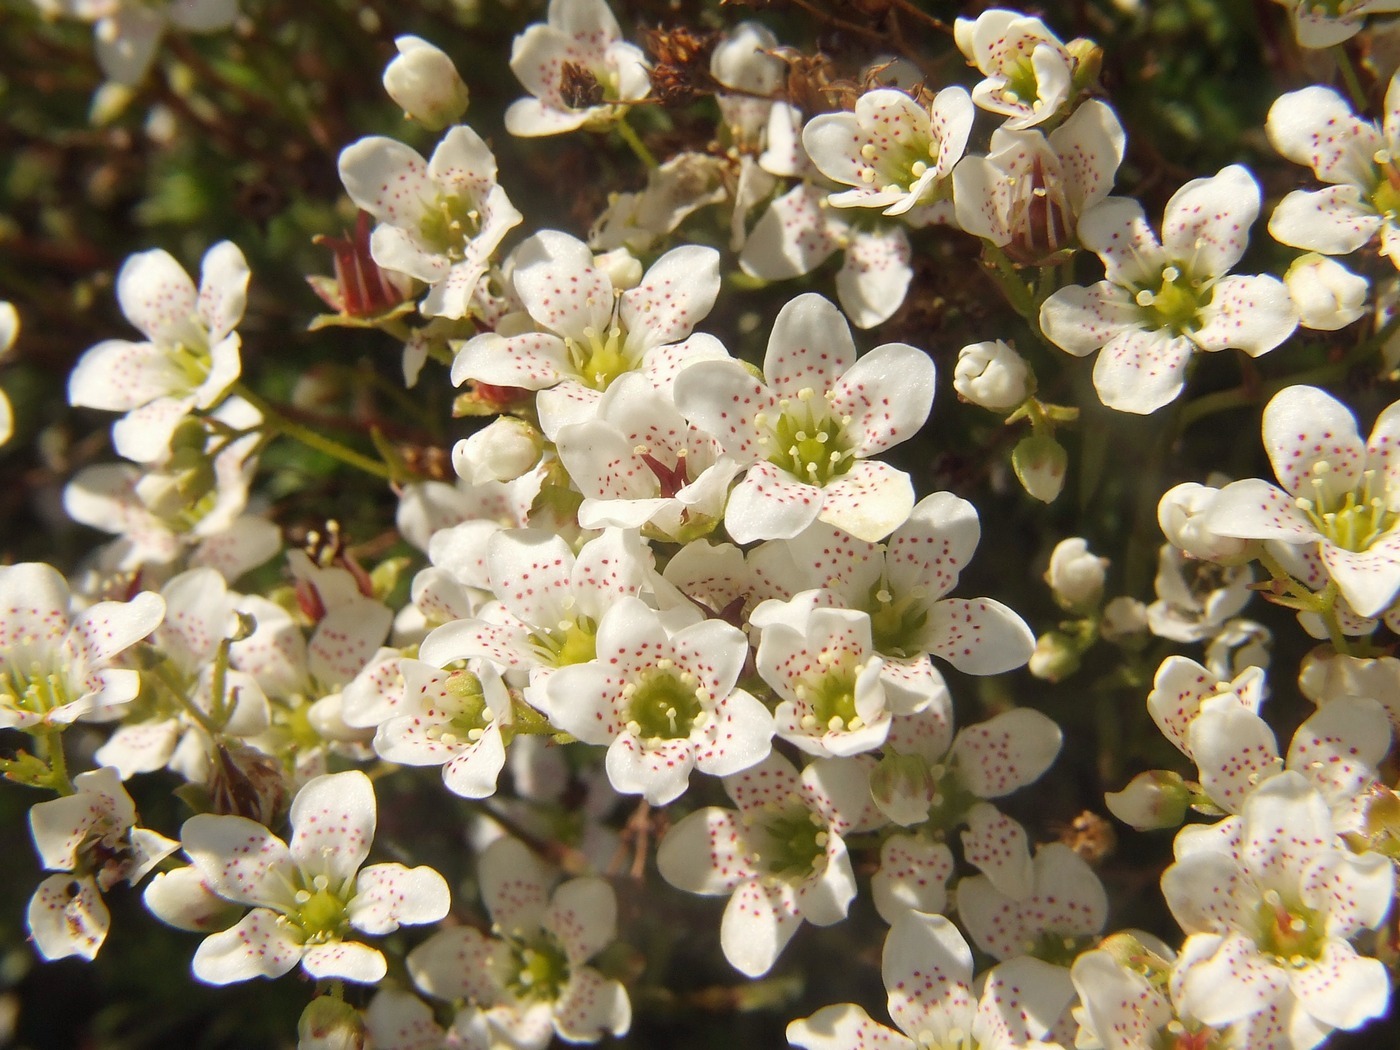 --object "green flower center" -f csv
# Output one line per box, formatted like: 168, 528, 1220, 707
755, 388, 856, 488
2, 659, 73, 717
855, 133, 938, 198
624, 661, 705, 740
755, 807, 829, 881
565, 324, 634, 391
529, 615, 599, 668
292, 877, 350, 941
1254, 890, 1325, 964
865, 579, 929, 659
418, 192, 482, 259
1026, 929, 1098, 967
793, 652, 863, 734
1134, 265, 1206, 336
1002, 54, 1041, 107
504, 934, 571, 1002
425, 669, 494, 746
1294, 462, 1400, 553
